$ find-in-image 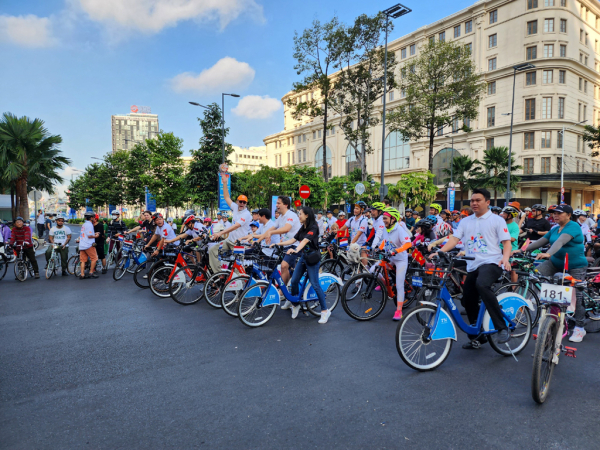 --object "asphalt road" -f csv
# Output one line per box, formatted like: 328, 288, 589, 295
1, 255, 599, 449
